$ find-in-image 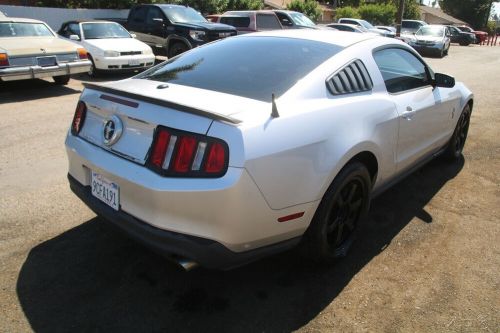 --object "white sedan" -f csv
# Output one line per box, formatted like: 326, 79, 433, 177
58, 20, 155, 76
65, 30, 473, 270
